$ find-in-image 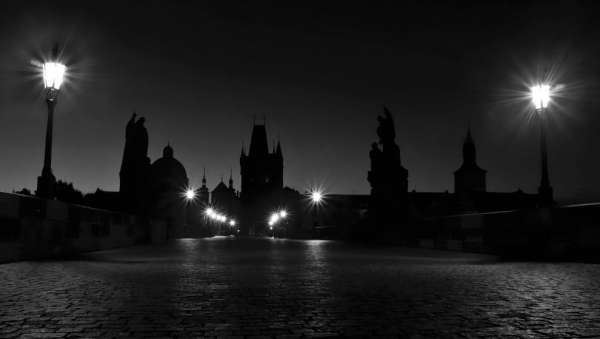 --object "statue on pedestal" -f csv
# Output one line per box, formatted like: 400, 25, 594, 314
367, 106, 409, 234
